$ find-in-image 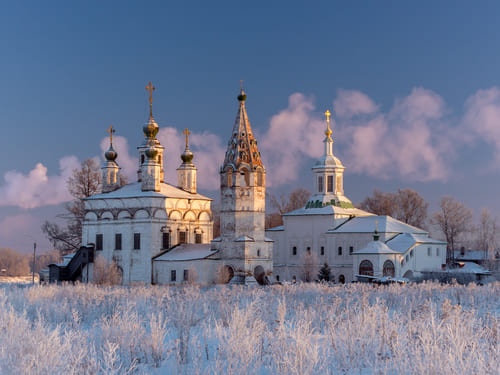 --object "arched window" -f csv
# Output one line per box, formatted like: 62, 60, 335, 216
338, 246, 343, 256
257, 249, 260, 257
383, 260, 395, 277
359, 260, 374, 276
292, 246, 297, 256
